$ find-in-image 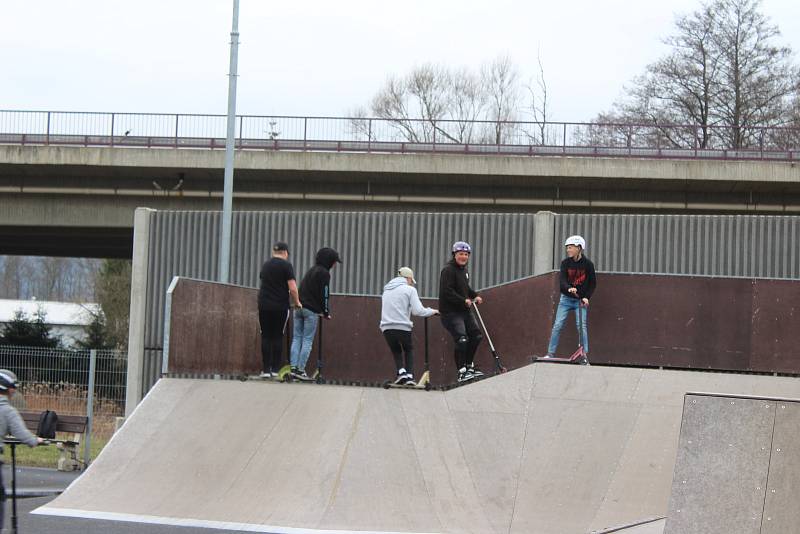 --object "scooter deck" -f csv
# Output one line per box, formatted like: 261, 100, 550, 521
534, 356, 590, 365
285, 372, 318, 383
436, 373, 491, 390
382, 380, 432, 391
382, 370, 432, 391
